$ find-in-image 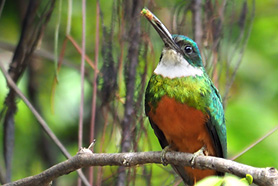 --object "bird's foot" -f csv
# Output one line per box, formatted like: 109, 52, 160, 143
161, 146, 171, 166
190, 146, 206, 166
